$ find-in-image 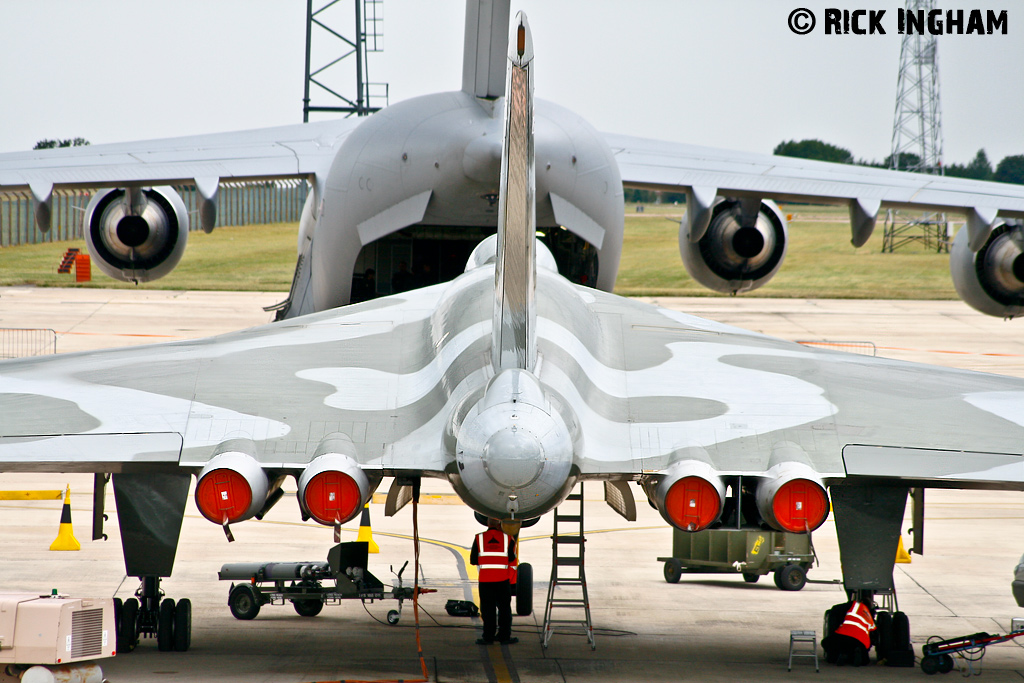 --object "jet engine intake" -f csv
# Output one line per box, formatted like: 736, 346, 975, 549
754, 461, 829, 533
84, 186, 189, 283
644, 460, 726, 532
195, 448, 269, 525
297, 453, 373, 527
950, 221, 1024, 319
680, 198, 788, 294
